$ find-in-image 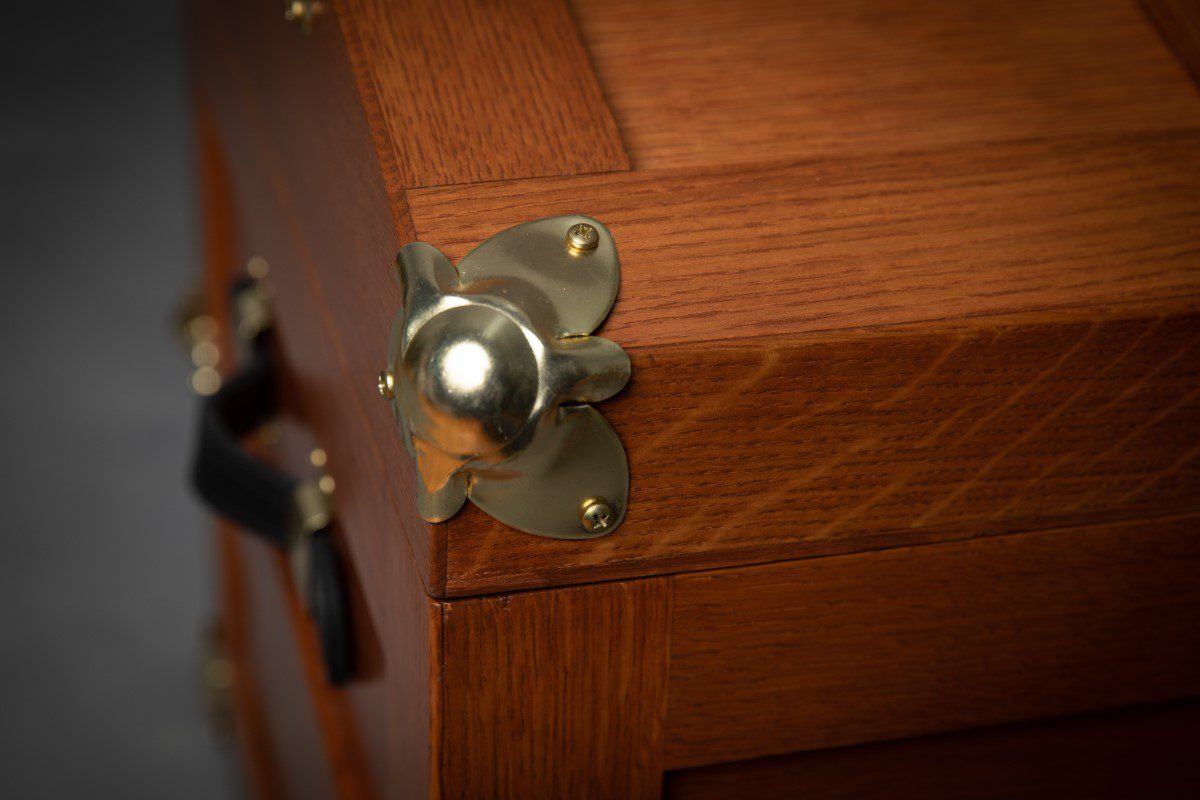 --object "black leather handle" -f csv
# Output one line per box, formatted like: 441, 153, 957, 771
189, 287, 351, 685
192, 334, 295, 549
